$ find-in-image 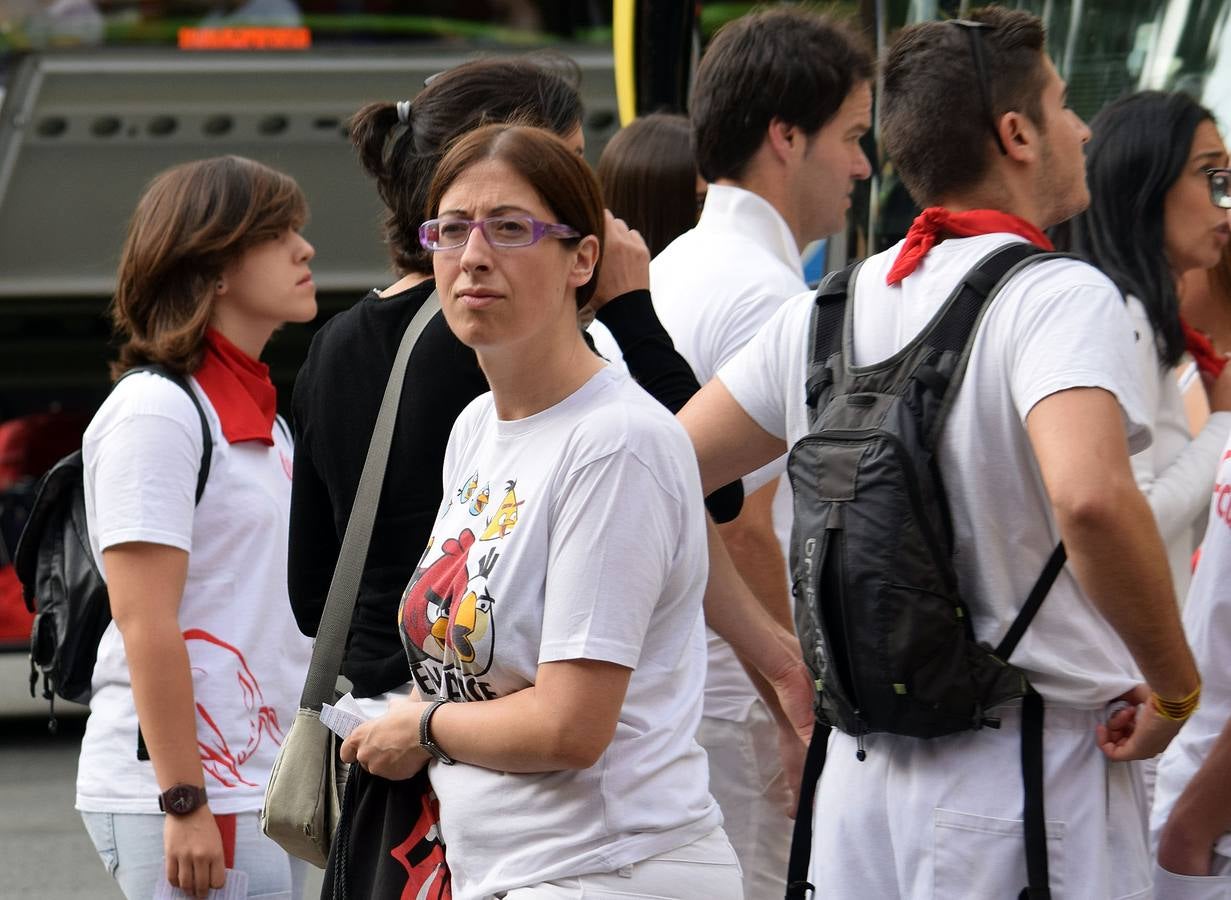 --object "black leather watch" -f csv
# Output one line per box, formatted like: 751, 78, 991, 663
418, 699, 456, 765
158, 784, 209, 816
